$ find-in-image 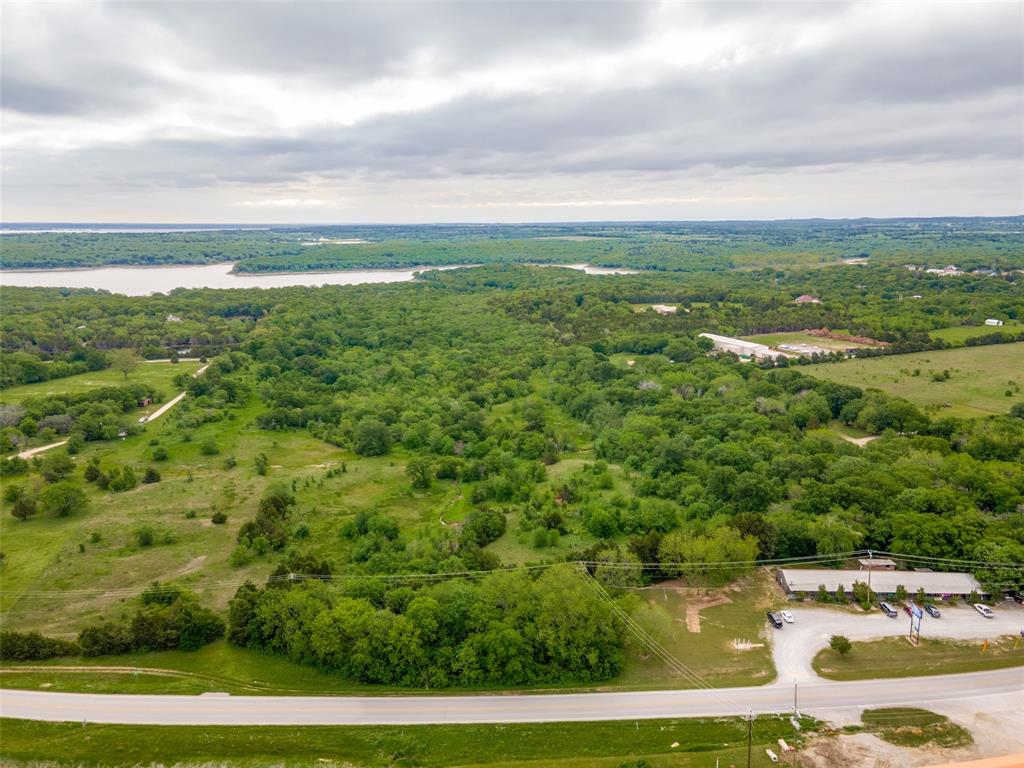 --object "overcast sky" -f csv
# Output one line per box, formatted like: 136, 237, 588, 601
2, 1, 1022, 223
